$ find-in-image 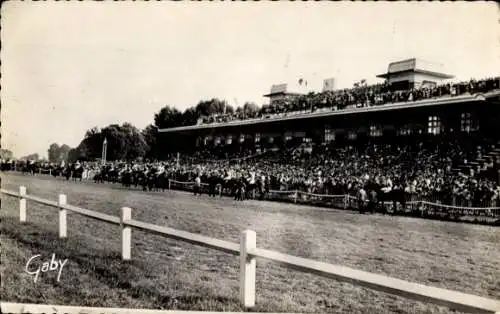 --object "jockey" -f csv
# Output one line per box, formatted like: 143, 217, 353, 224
358, 186, 368, 212
250, 171, 256, 185
194, 173, 202, 196
224, 170, 231, 182
158, 163, 165, 174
